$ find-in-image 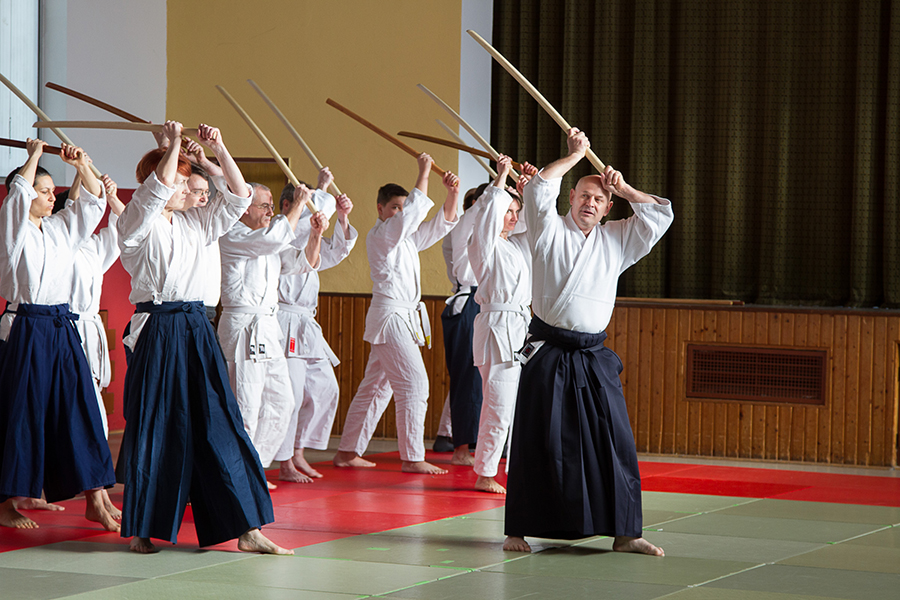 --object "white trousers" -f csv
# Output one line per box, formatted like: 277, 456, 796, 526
338, 318, 429, 462
436, 393, 452, 437
227, 356, 294, 467
274, 356, 340, 461
473, 360, 520, 478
